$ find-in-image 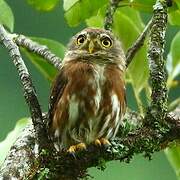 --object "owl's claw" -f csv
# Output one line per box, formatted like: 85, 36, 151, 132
76, 143, 87, 151
95, 138, 111, 147
95, 139, 101, 146
67, 143, 86, 154
100, 138, 111, 146
67, 145, 76, 154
